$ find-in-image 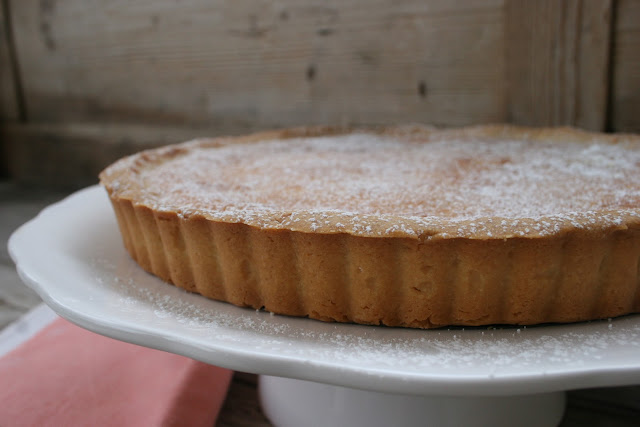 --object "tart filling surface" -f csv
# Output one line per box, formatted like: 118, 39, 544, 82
100, 126, 640, 328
